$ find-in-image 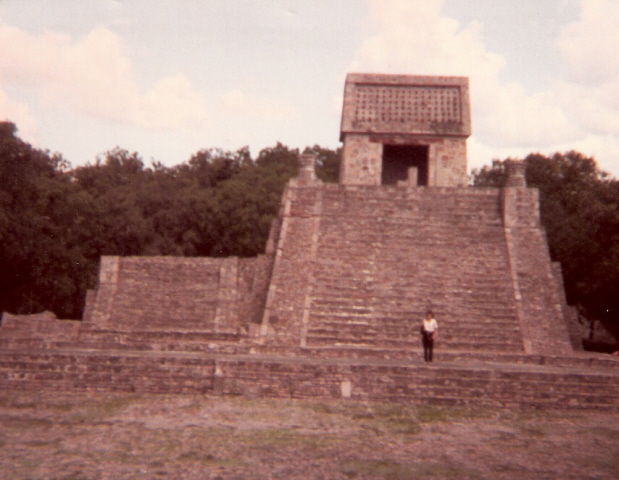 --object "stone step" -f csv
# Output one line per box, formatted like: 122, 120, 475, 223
309, 295, 518, 310
321, 214, 504, 225
311, 267, 514, 281
373, 310, 519, 320
308, 310, 521, 327
318, 227, 505, 241
309, 304, 518, 317
307, 316, 521, 331
259, 345, 619, 370
305, 336, 523, 352
79, 328, 243, 343
337, 243, 507, 254
309, 300, 517, 312
306, 328, 523, 344
2, 350, 618, 409
310, 280, 516, 293
320, 207, 503, 220
0, 329, 250, 355
307, 313, 521, 326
